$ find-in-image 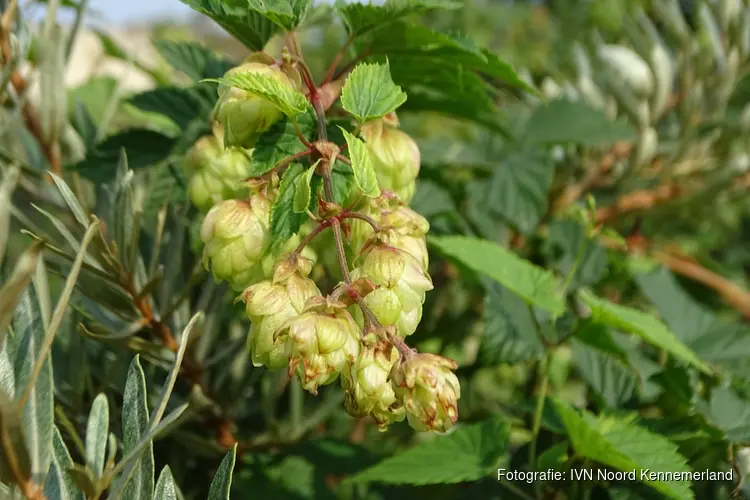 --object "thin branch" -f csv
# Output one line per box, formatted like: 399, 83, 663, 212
322, 35, 355, 85
292, 117, 312, 147
340, 211, 380, 232
294, 218, 332, 255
